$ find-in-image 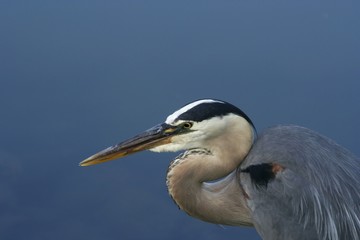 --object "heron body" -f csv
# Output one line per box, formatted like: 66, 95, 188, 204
242, 126, 360, 239
80, 99, 360, 240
